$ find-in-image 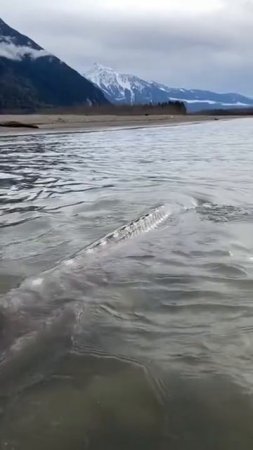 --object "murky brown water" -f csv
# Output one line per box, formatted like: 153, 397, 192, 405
1, 119, 253, 449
